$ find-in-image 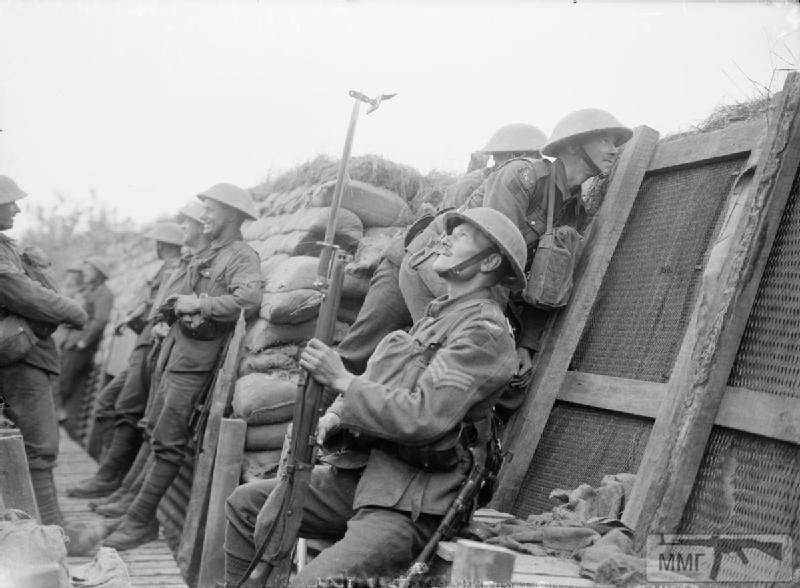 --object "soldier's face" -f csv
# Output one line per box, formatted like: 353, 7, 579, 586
202, 200, 235, 239
581, 133, 619, 175
180, 216, 204, 247
0, 200, 22, 230
432, 222, 491, 278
